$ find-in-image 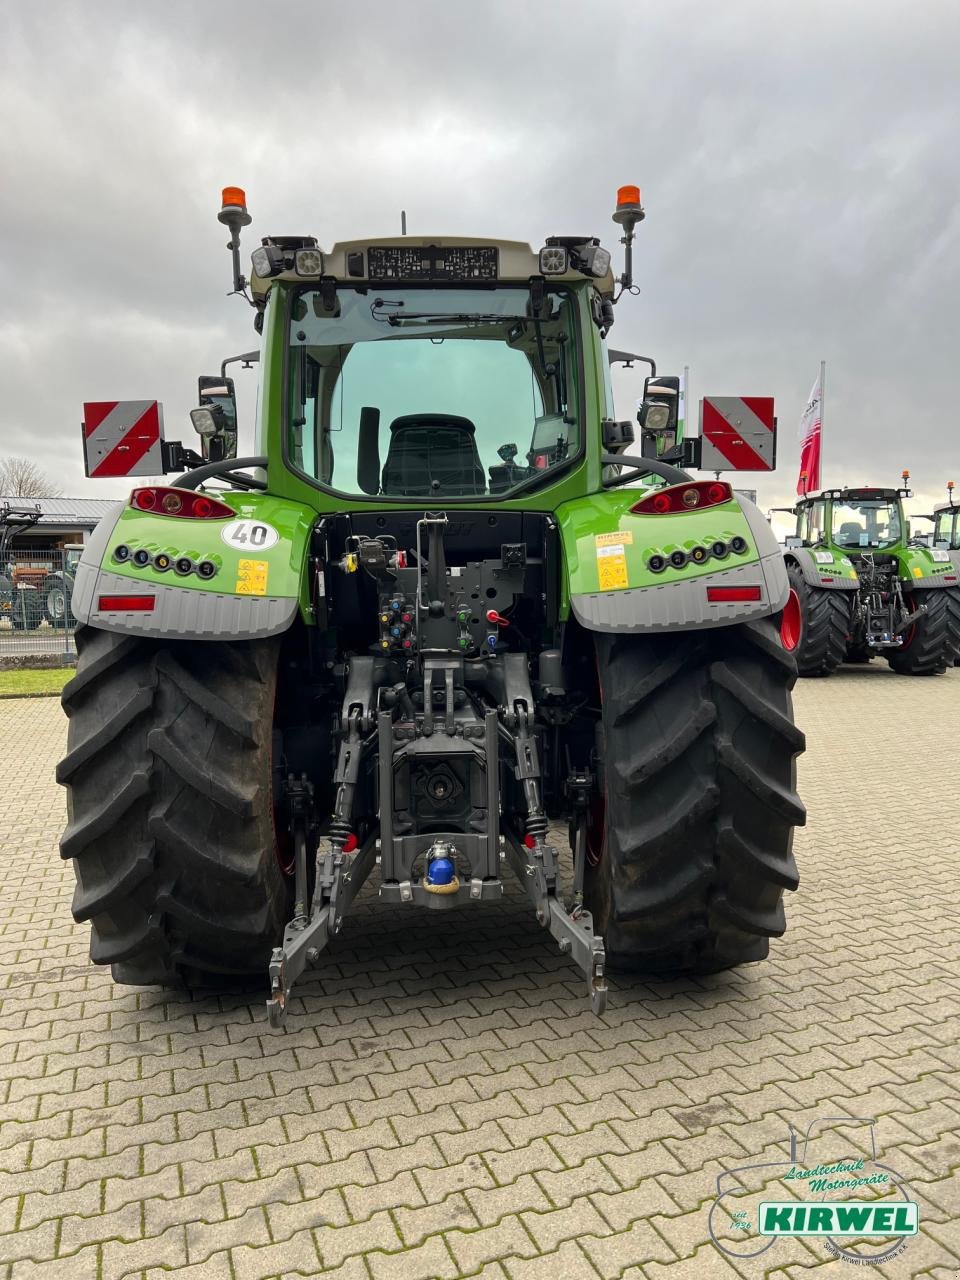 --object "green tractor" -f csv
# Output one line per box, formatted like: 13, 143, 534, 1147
917, 481, 960, 559
779, 475, 960, 676
59, 186, 805, 1024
